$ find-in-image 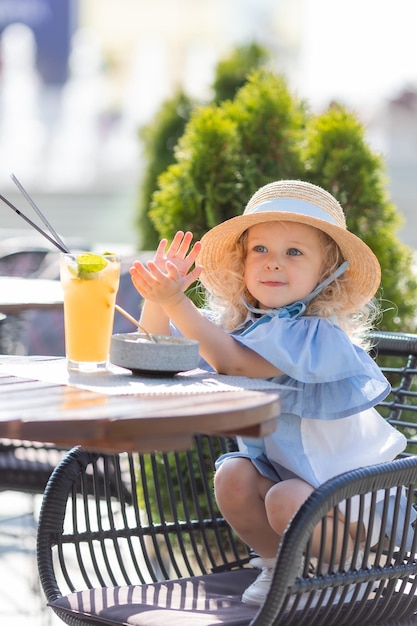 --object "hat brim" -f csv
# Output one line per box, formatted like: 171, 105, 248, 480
198, 211, 381, 307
